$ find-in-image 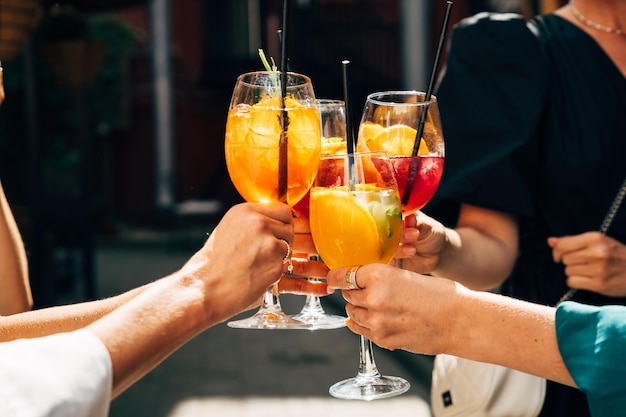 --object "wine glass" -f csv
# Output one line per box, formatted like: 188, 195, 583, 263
357, 91, 444, 214
308, 151, 410, 400
224, 70, 321, 329
290, 99, 348, 330
357, 91, 445, 269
